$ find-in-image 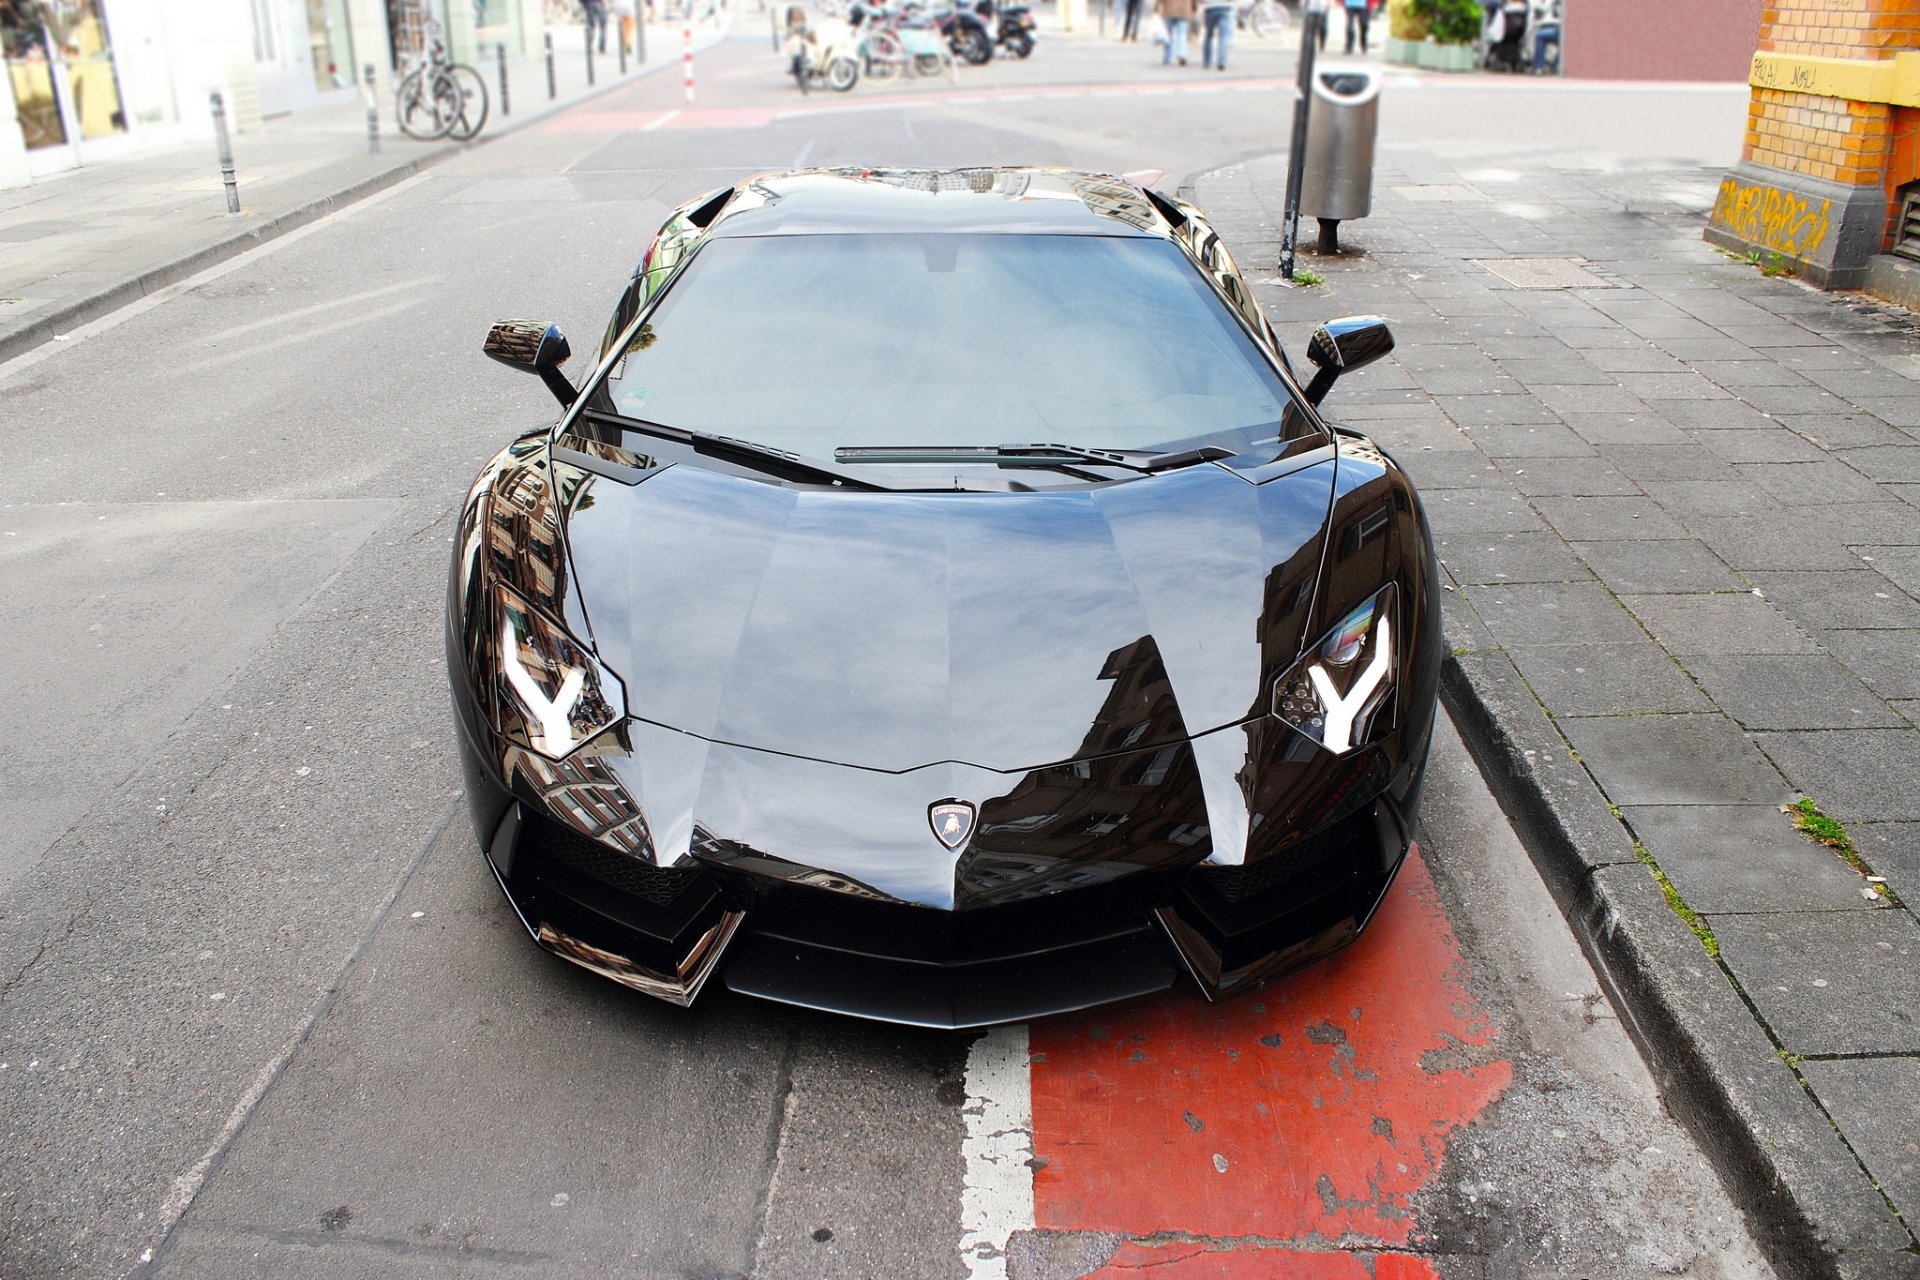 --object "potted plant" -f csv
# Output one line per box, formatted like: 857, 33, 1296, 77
1384, 0, 1430, 65
1409, 0, 1480, 70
